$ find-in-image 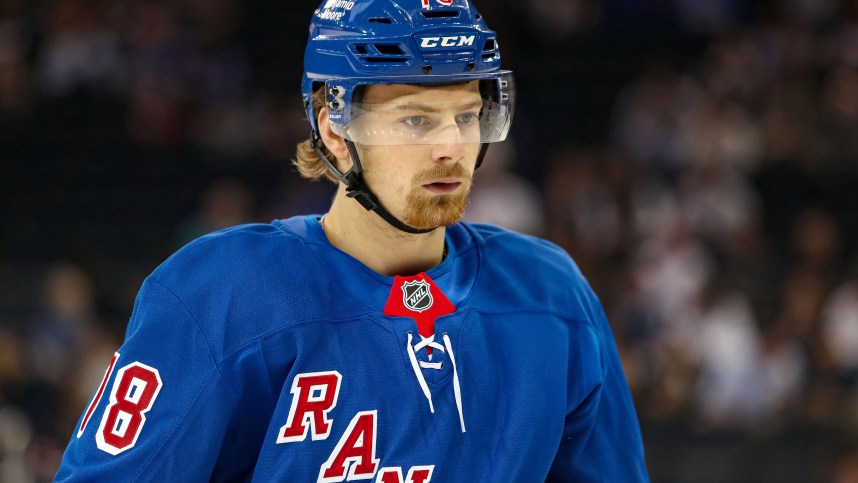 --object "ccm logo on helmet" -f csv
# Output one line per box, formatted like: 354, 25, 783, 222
418, 35, 476, 49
